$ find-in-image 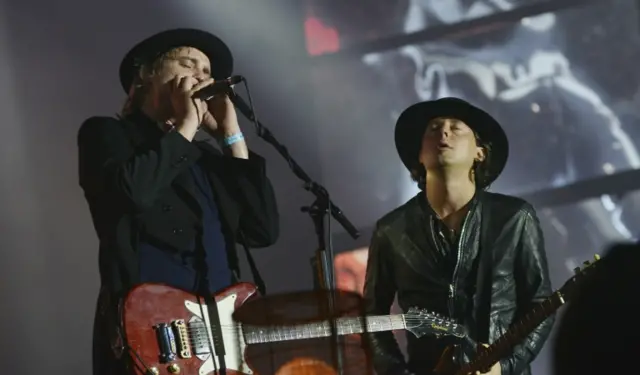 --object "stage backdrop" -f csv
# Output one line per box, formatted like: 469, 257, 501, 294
310, 0, 640, 263
314, 1, 640, 374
